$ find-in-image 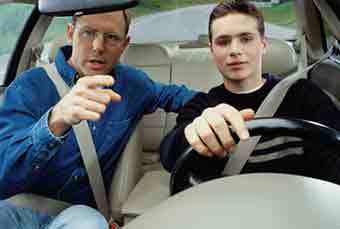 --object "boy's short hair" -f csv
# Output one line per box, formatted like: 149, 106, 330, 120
208, 0, 265, 41
72, 10, 131, 35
